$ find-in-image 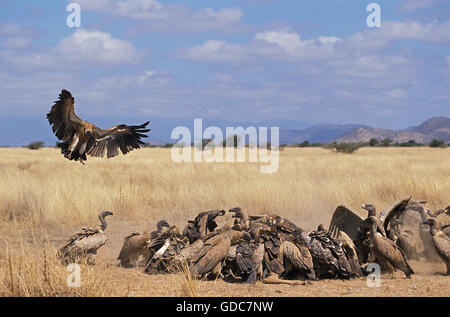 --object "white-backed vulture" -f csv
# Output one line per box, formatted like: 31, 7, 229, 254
117, 220, 170, 268
260, 228, 285, 277
183, 210, 226, 244
47, 90, 150, 163
366, 216, 414, 278
305, 225, 354, 279
235, 237, 265, 283
58, 211, 113, 265
333, 230, 362, 277
423, 218, 450, 275
387, 218, 420, 260
229, 207, 301, 241
189, 227, 232, 279
281, 240, 316, 280
415, 204, 448, 262
144, 225, 188, 274
329, 198, 418, 263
